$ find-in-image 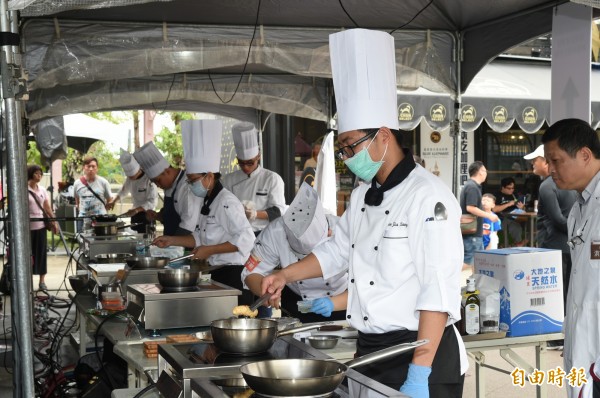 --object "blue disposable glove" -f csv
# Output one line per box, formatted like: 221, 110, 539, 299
310, 297, 334, 317
399, 363, 431, 398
